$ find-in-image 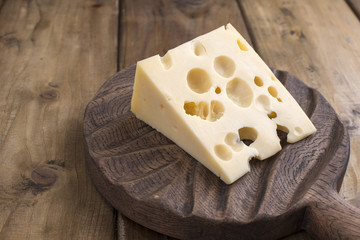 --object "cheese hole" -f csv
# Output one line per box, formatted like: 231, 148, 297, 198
187, 68, 212, 94
160, 104, 164, 111
226, 78, 253, 108
268, 111, 277, 119
271, 76, 277, 81
254, 76, 264, 87
277, 125, 289, 143
277, 98, 282, 102
277, 125, 289, 133
225, 132, 243, 152
268, 86, 278, 98
209, 100, 224, 122
184, 101, 209, 120
237, 39, 248, 51
255, 95, 270, 112
295, 127, 303, 135
215, 87, 221, 94
192, 40, 206, 56
214, 144, 232, 161
160, 52, 172, 70
238, 127, 257, 146
214, 56, 236, 78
